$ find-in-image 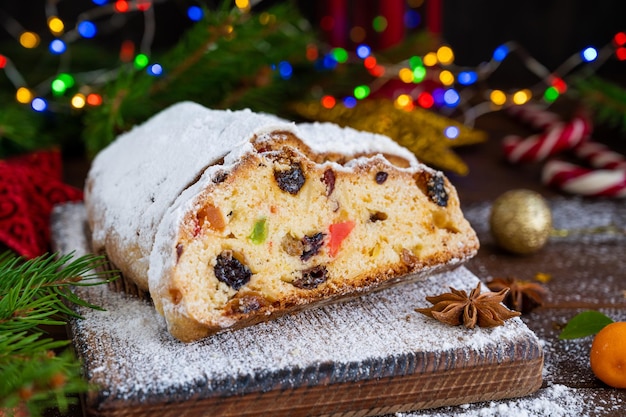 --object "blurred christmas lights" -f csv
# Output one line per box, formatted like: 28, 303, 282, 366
306, 30, 626, 126
0, 0, 622, 135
